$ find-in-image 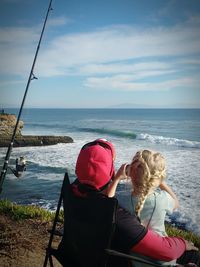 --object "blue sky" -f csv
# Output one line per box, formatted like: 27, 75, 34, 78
0, 0, 200, 108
